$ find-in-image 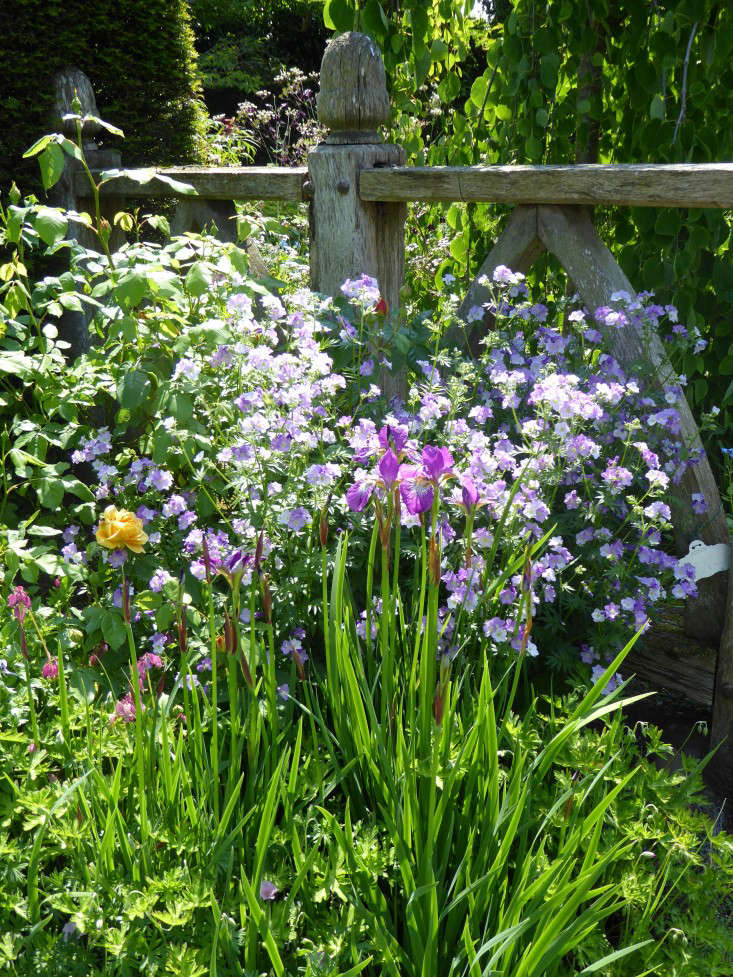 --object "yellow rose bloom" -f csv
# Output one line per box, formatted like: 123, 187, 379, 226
95, 506, 148, 553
